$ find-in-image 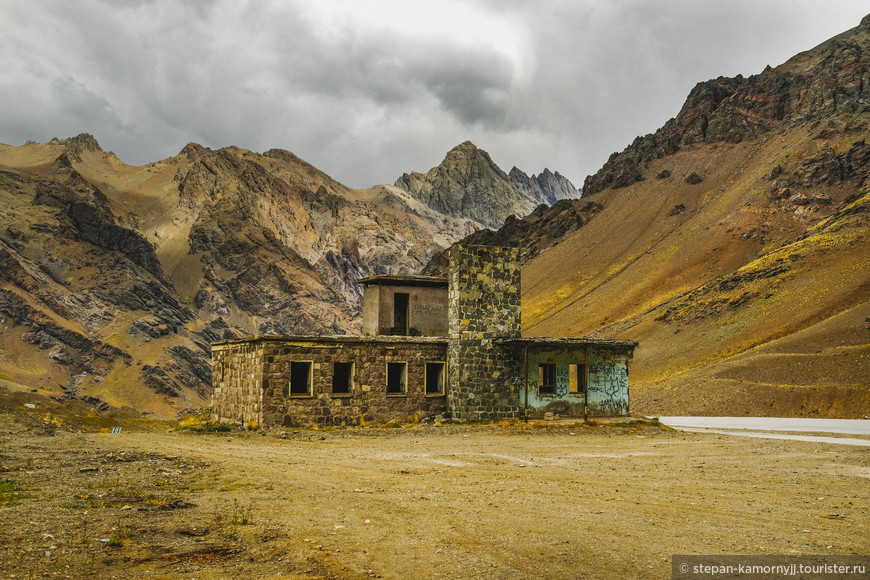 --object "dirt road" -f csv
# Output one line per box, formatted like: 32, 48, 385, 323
1, 412, 867, 579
